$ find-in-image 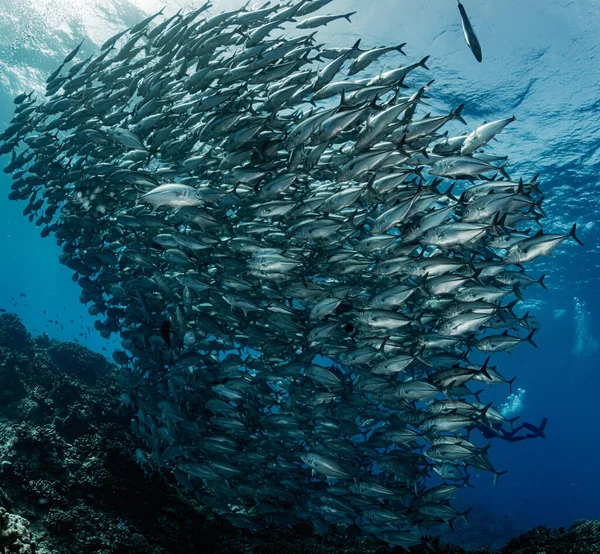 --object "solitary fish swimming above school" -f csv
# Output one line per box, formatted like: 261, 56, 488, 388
458, 0, 483, 62
0, 0, 583, 547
